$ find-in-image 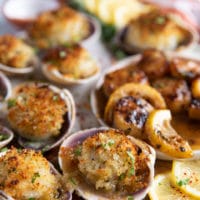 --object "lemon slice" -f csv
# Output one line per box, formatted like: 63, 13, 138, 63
149, 173, 196, 200
171, 160, 200, 199
145, 109, 193, 159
